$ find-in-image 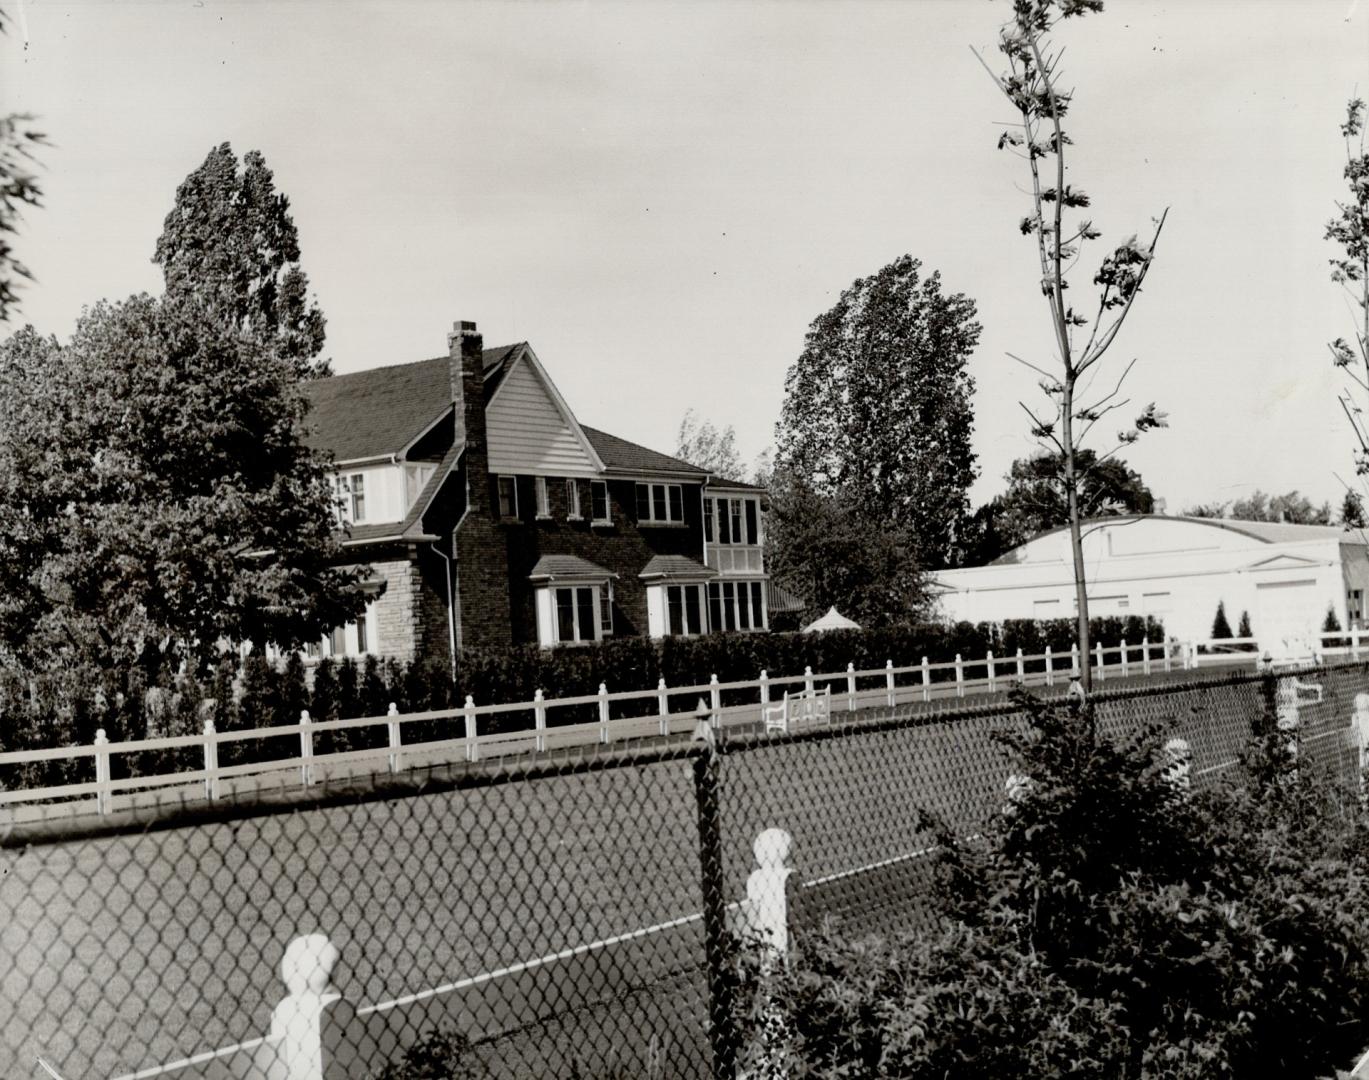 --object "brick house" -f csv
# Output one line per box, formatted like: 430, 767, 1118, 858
300, 320, 772, 670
